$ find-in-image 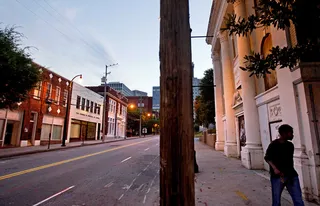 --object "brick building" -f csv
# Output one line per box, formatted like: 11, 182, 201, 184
127, 96, 153, 115
0, 64, 69, 147
87, 86, 128, 138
